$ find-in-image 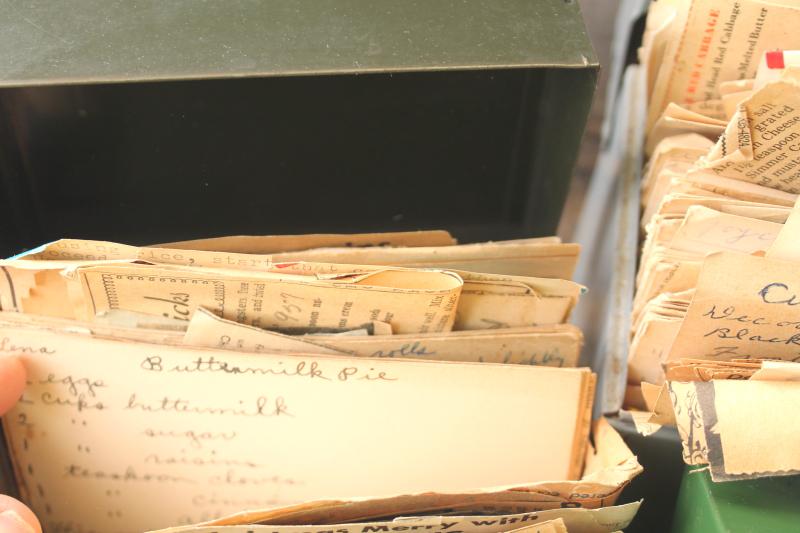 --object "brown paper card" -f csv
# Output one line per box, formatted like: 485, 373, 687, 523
668, 251, 800, 362
668, 205, 782, 254
679, 170, 797, 206
183, 309, 583, 368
